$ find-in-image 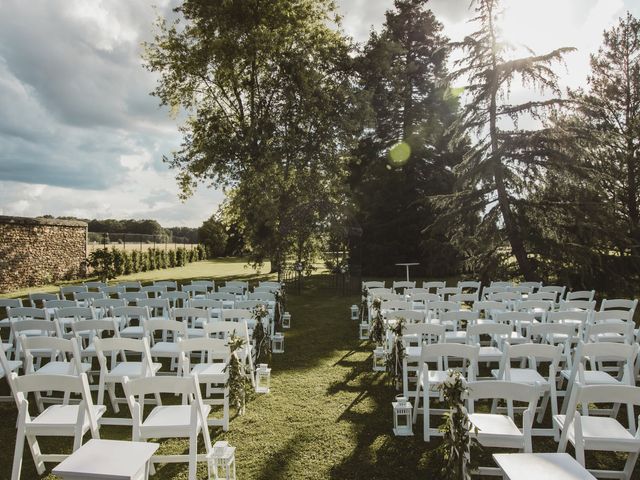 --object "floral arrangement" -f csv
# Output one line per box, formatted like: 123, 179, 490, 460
437, 370, 481, 479
252, 304, 271, 365
386, 317, 406, 389
369, 297, 385, 346
359, 287, 369, 323
225, 334, 253, 415
274, 287, 286, 328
